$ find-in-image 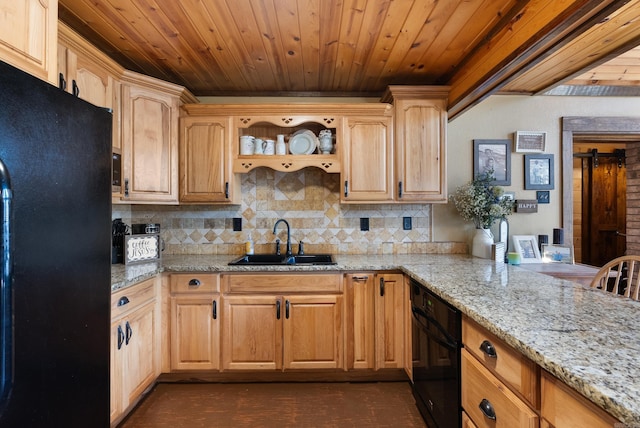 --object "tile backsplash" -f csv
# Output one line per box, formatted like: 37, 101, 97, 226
113, 168, 466, 255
